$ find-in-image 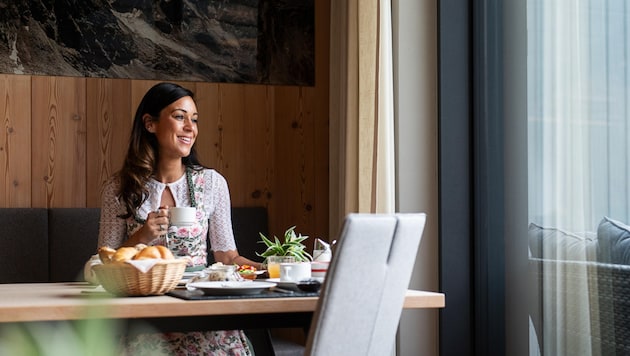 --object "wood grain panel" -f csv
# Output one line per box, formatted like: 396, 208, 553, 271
31, 76, 87, 207
211, 84, 275, 208
313, 0, 331, 242
193, 82, 221, 169
271, 86, 315, 241
240, 85, 274, 208
86, 78, 132, 207
0, 75, 32, 207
